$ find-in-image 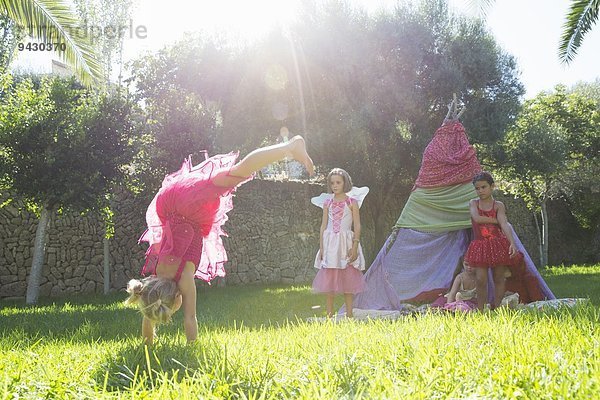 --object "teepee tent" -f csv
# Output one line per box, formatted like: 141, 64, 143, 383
349, 120, 555, 311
